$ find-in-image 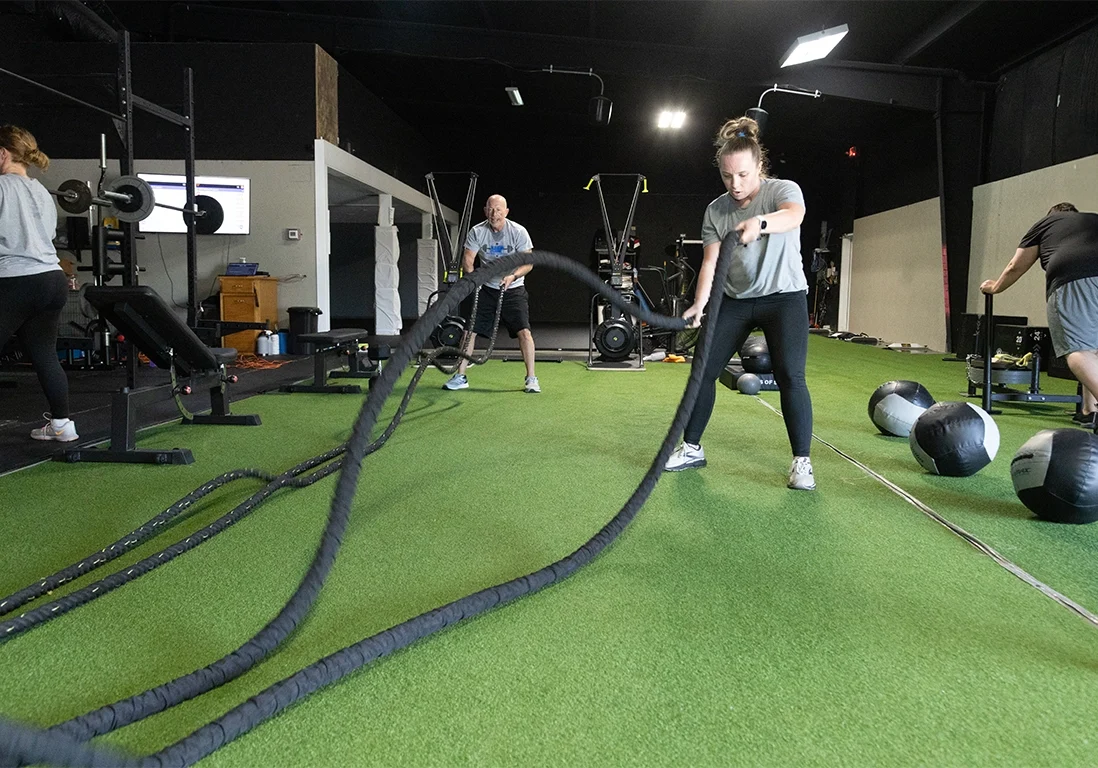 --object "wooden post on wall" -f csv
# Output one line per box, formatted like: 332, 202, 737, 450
315, 45, 339, 144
